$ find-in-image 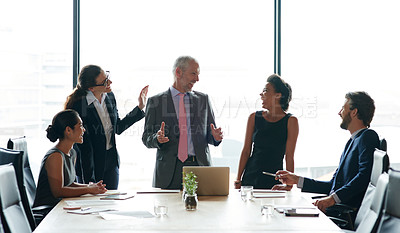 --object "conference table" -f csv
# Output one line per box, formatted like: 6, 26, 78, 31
33, 188, 343, 233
